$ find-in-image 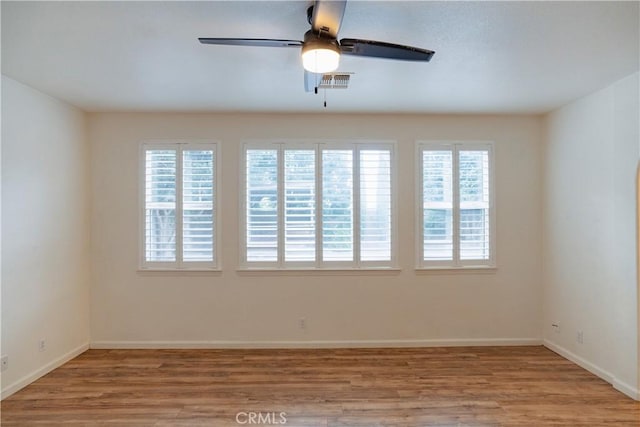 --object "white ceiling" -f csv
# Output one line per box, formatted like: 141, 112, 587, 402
2, 1, 638, 114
